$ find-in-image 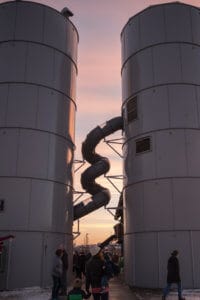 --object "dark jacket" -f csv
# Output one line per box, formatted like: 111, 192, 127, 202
62, 250, 69, 270
79, 252, 86, 273
67, 287, 91, 300
167, 255, 181, 283
85, 256, 108, 292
